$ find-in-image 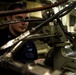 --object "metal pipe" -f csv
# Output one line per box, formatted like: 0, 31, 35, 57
0, 0, 68, 16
